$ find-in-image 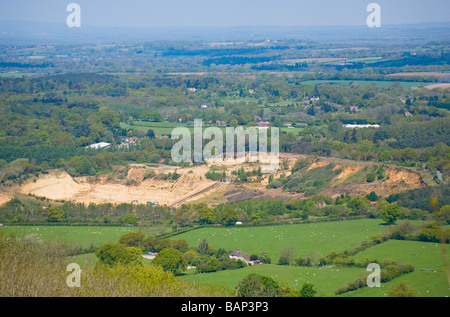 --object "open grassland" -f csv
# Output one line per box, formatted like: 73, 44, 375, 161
1, 226, 138, 248
182, 264, 366, 296
181, 259, 449, 297
3, 219, 449, 297
178, 227, 450, 297
121, 120, 304, 136
173, 219, 385, 261
341, 270, 449, 297
345, 239, 450, 297
120, 121, 192, 136
353, 239, 450, 271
